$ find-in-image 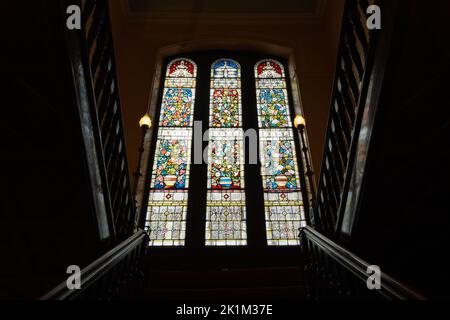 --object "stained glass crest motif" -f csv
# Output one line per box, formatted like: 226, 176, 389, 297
255, 59, 306, 246
212, 59, 241, 78
160, 58, 197, 127
255, 60, 285, 79
168, 59, 197, 78
146, 58, 197, 247
255, 60, 292, 128
210, 59, 242, 128
206, 59, 247, 246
